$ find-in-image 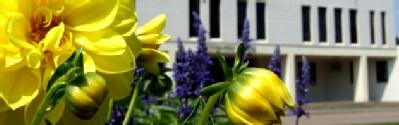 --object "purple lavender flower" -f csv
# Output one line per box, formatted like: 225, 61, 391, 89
268, 45, 281, 77
178, 105, 193, 119
173, 12, 214, 118
192, 12, 213, 87
110, 107, 126, 125
294, 56, 311, 124
240, 18, 251, 50
240, 18, 251, 61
